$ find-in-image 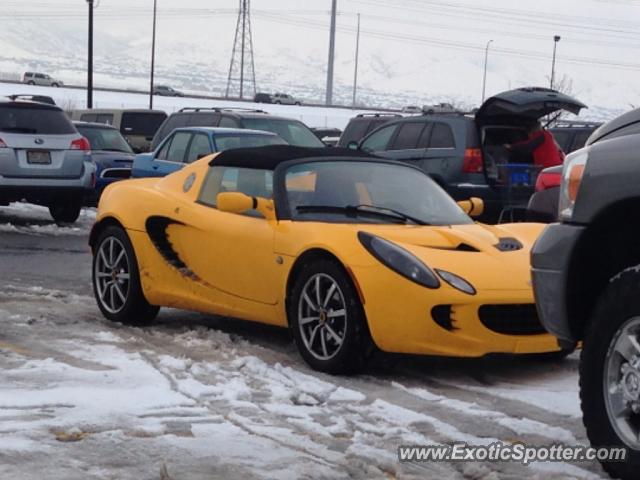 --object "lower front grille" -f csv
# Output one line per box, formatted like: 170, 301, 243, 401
101, 168, 132, 179
478, 304, 546, 335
